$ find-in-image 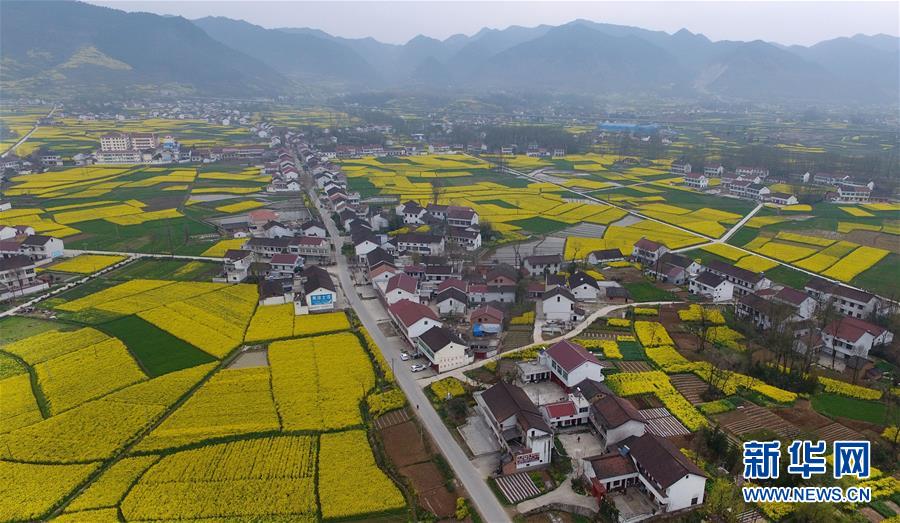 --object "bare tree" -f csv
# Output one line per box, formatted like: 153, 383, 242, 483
704, 349, 741, 400
685, 305, 716, 354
